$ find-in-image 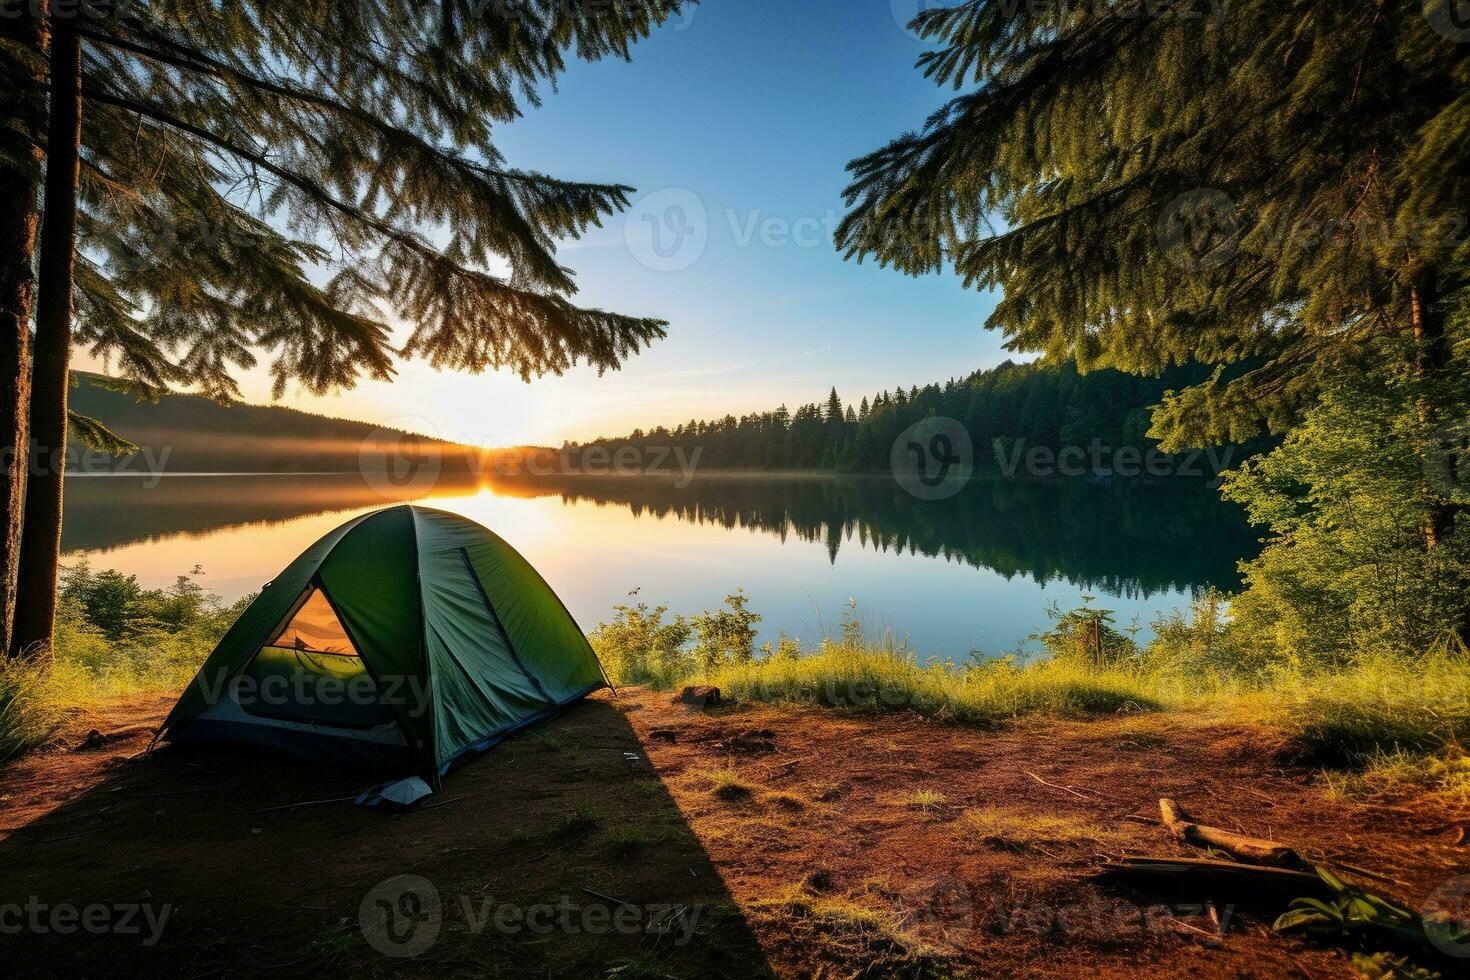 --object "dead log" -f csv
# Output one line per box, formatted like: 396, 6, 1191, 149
1098, 856, 1327, 904
1159, 798, 1301, 866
